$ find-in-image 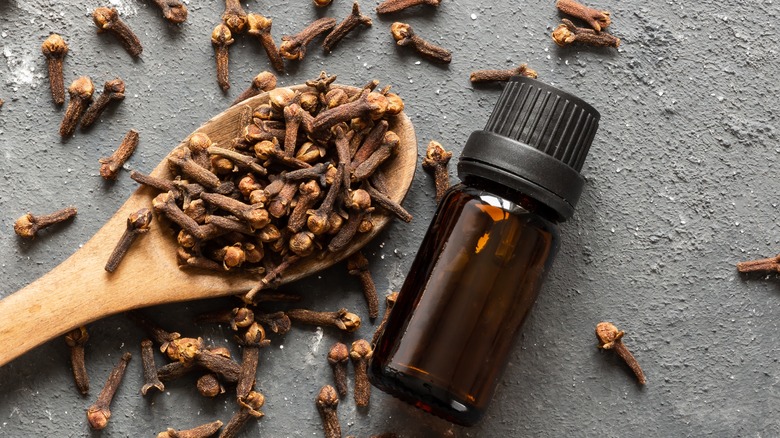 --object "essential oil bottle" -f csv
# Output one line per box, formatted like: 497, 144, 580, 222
369, 77, 600, 426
